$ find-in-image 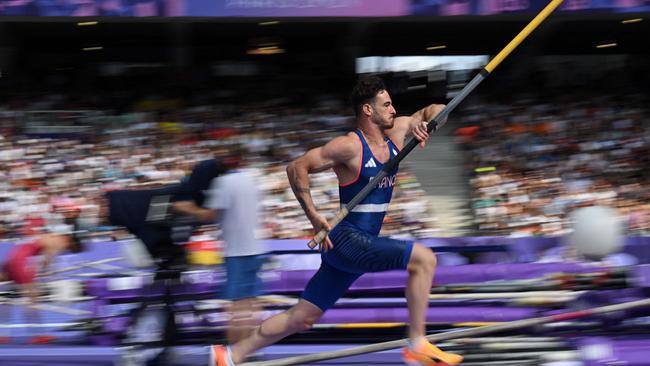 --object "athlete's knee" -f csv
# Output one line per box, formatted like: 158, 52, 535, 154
287, 313, 318, 333
408, 243, 437, 274
287, 305, 321, 332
